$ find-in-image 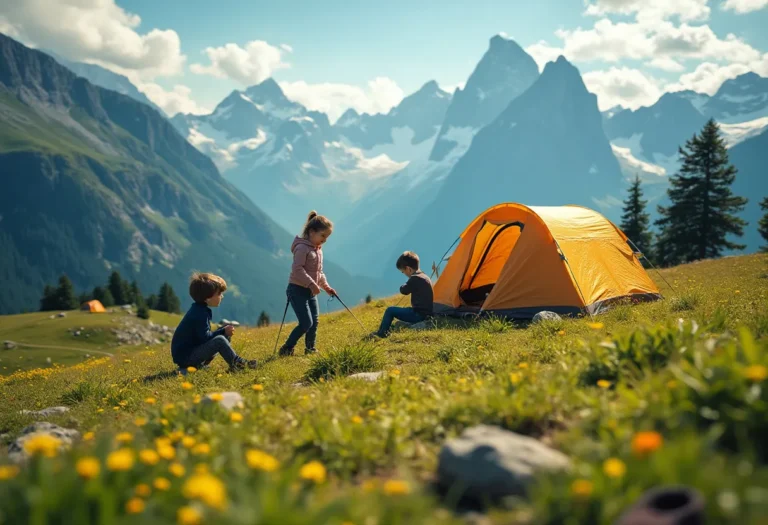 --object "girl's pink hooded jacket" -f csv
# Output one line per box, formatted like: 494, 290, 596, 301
289, 236, 332, 295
